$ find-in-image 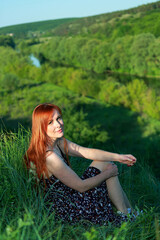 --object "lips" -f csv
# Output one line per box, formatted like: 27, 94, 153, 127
57, 129, 63, 133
